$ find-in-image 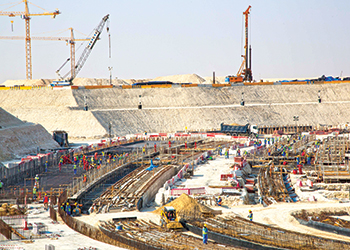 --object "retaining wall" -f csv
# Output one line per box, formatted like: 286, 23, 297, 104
2, 82, 350, 138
